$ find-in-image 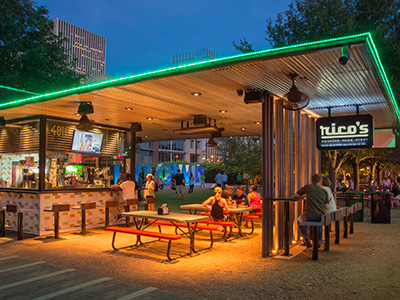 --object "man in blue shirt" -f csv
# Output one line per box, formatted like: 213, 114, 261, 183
232, 185, 249, 206
214, 172, 223, 187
